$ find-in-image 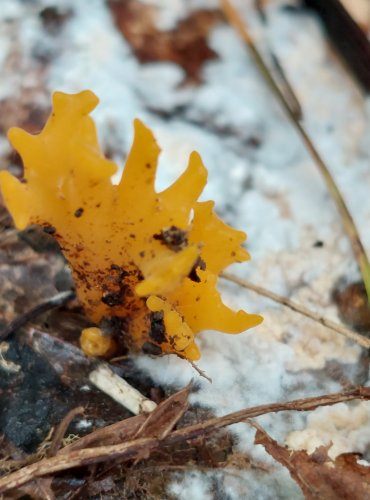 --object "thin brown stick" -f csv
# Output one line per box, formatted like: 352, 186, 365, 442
222, 272, 370, 348
270, 52, 302, 120
0, 386, 369, 493
219, 0, 370, 302
47, 407, 85, 457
